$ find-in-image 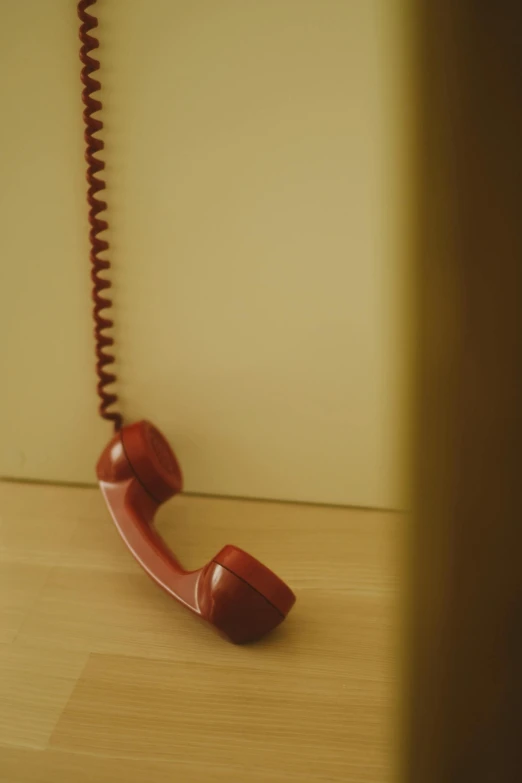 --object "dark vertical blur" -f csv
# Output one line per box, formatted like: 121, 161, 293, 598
405, 1, 522, 782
